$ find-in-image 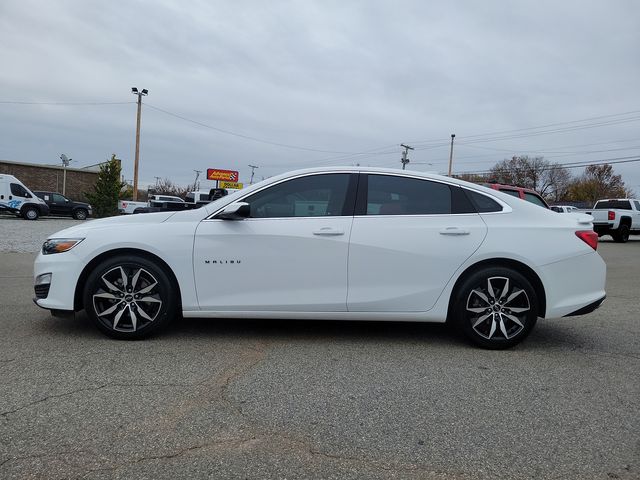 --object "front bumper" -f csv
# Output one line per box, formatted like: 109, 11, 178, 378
33, 251, 84, 311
